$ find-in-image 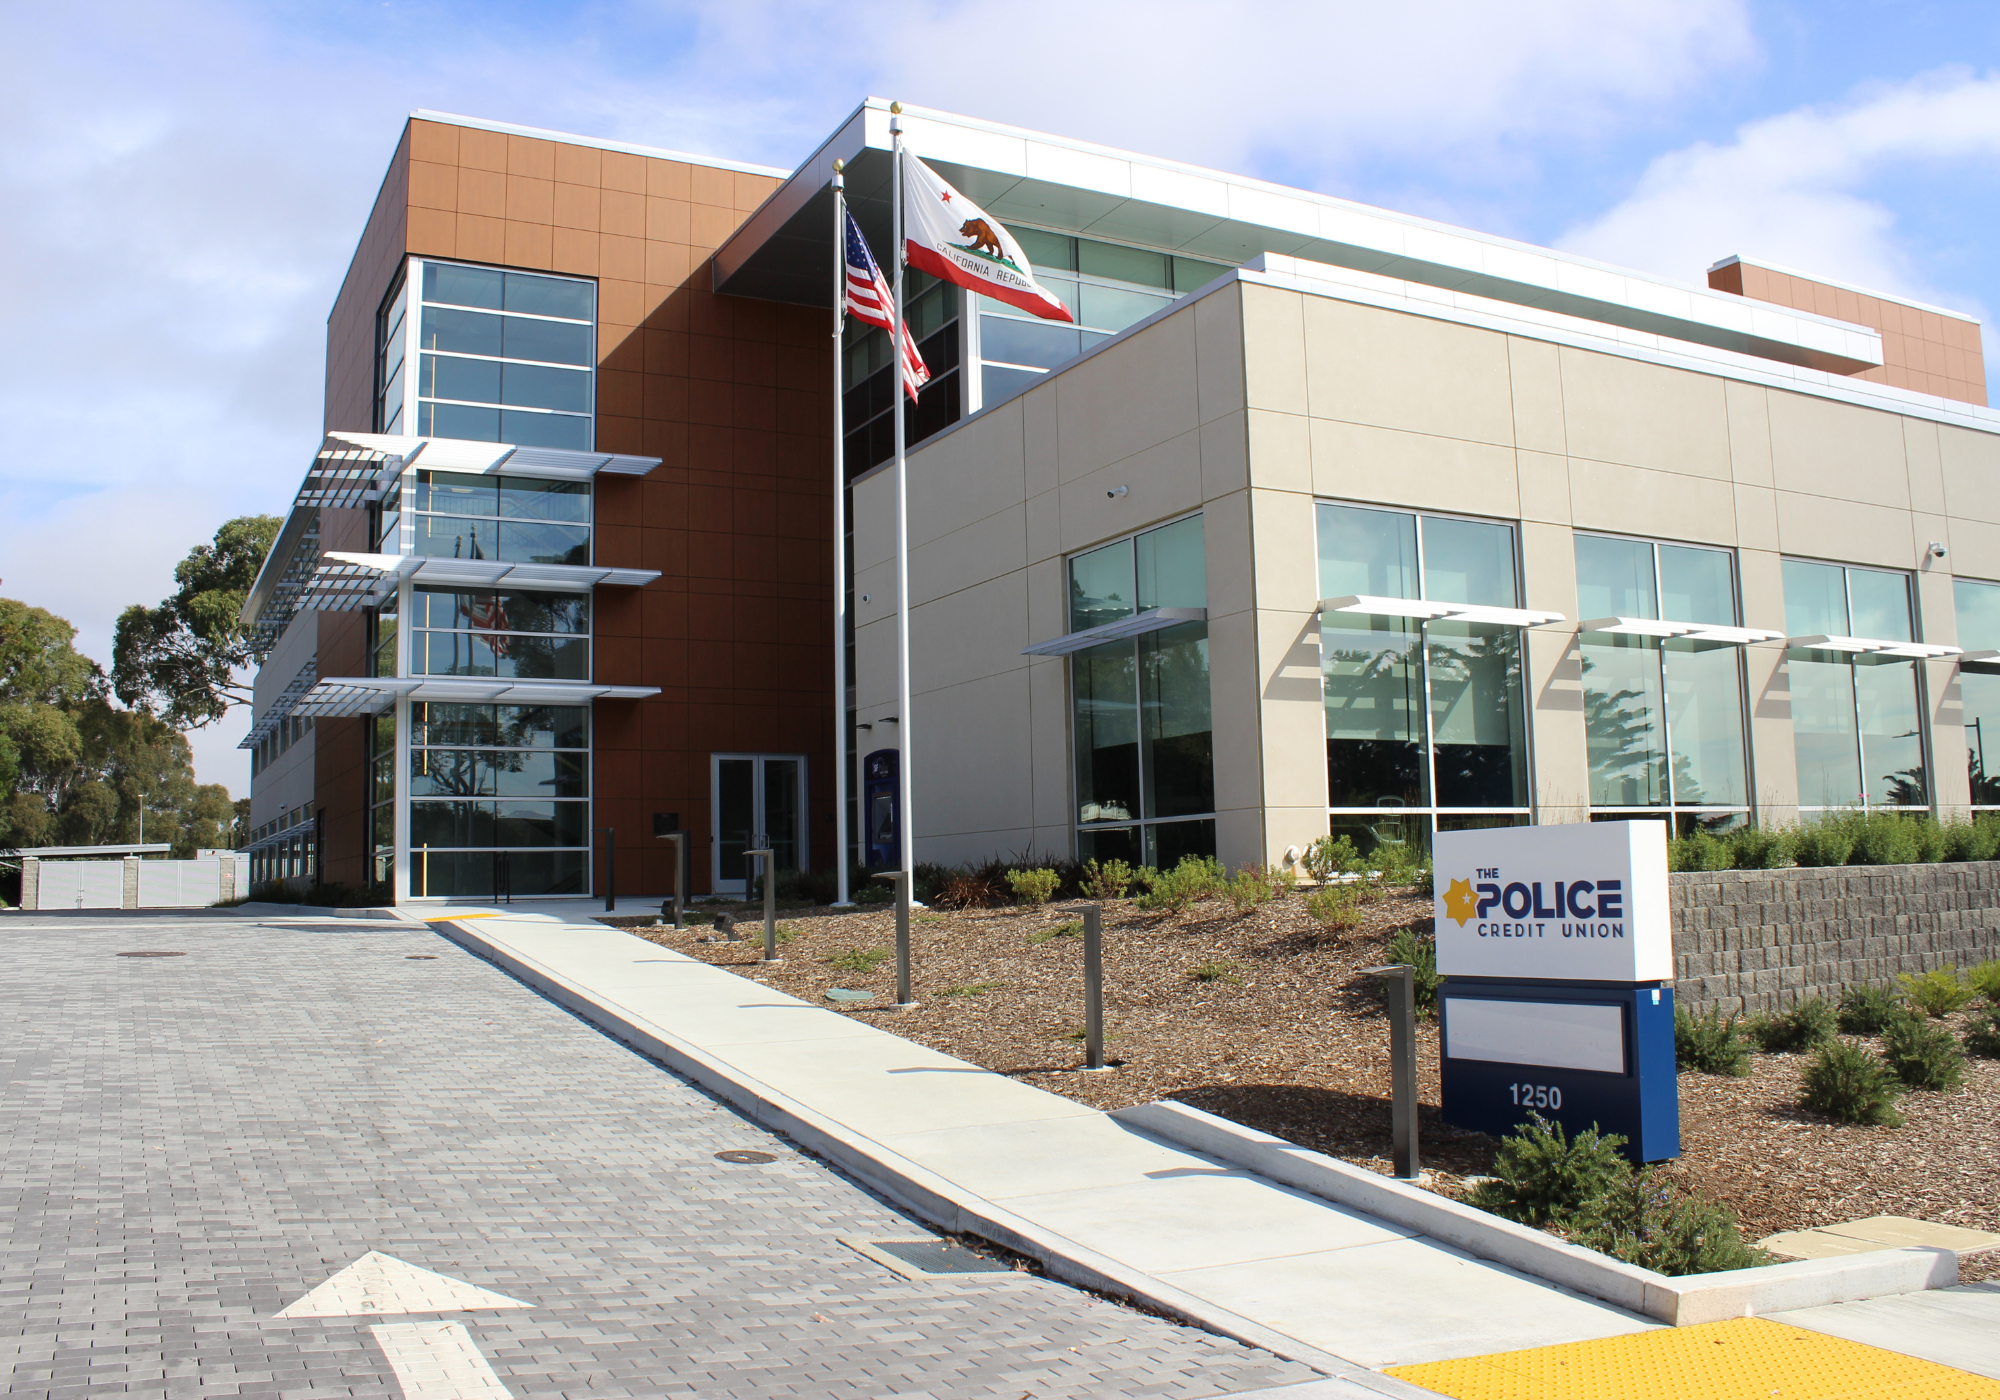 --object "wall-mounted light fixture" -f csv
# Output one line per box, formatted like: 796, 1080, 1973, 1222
1106, 485, 1128, 499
